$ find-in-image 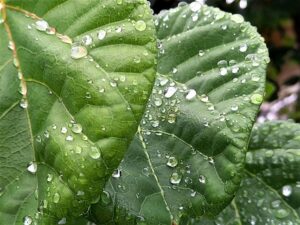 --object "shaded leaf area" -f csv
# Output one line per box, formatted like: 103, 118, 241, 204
192, 121, 300, 225
90, 2, 268, 225
0, 0, 156, 224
